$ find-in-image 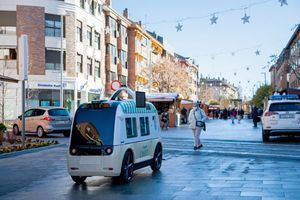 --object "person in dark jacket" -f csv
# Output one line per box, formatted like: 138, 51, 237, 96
251, 106, 259, 128
181, 107, 188, 124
